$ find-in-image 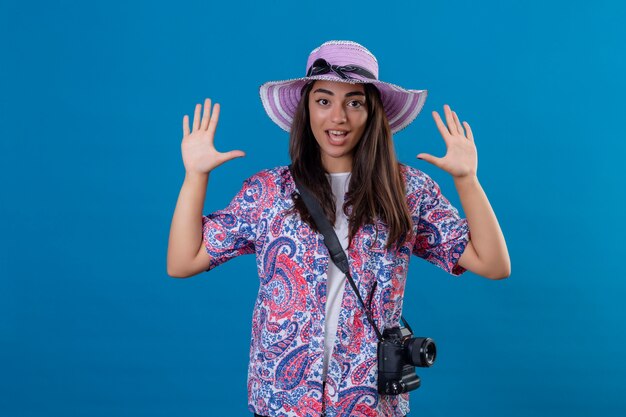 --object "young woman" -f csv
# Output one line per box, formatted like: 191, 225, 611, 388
167, 40, 510, 417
